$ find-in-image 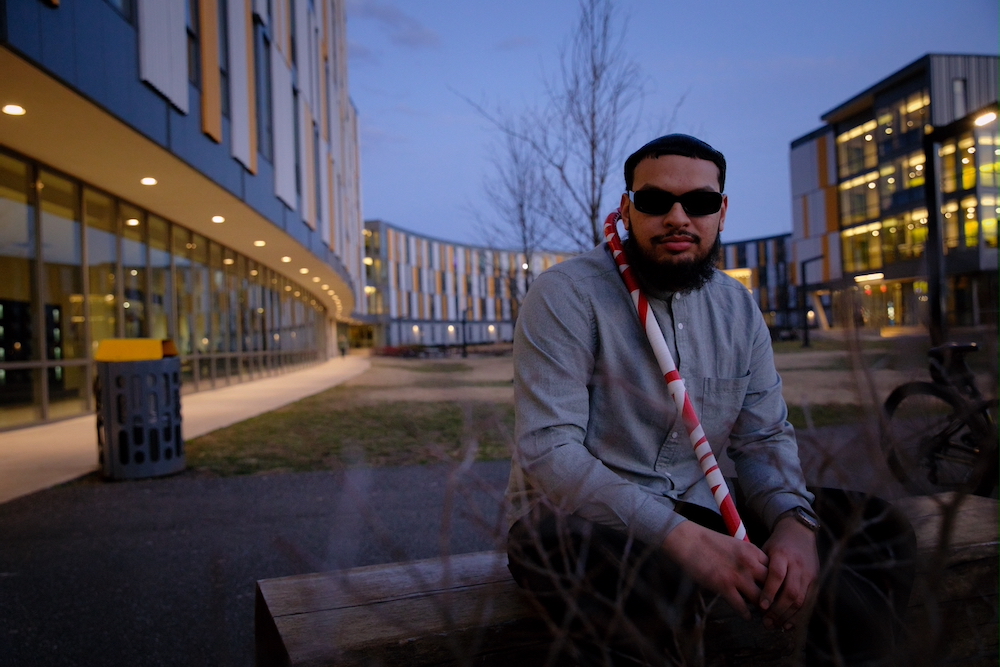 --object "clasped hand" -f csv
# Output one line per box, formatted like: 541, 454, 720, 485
662, 517, 818, 629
